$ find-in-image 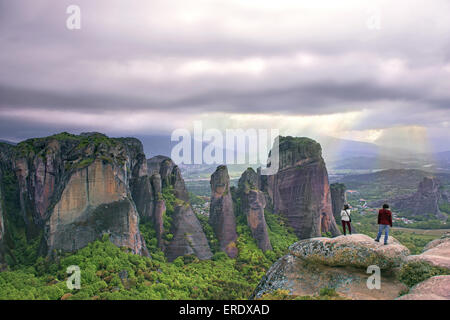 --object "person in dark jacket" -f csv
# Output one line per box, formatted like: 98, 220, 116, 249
375, 204, 392, 245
